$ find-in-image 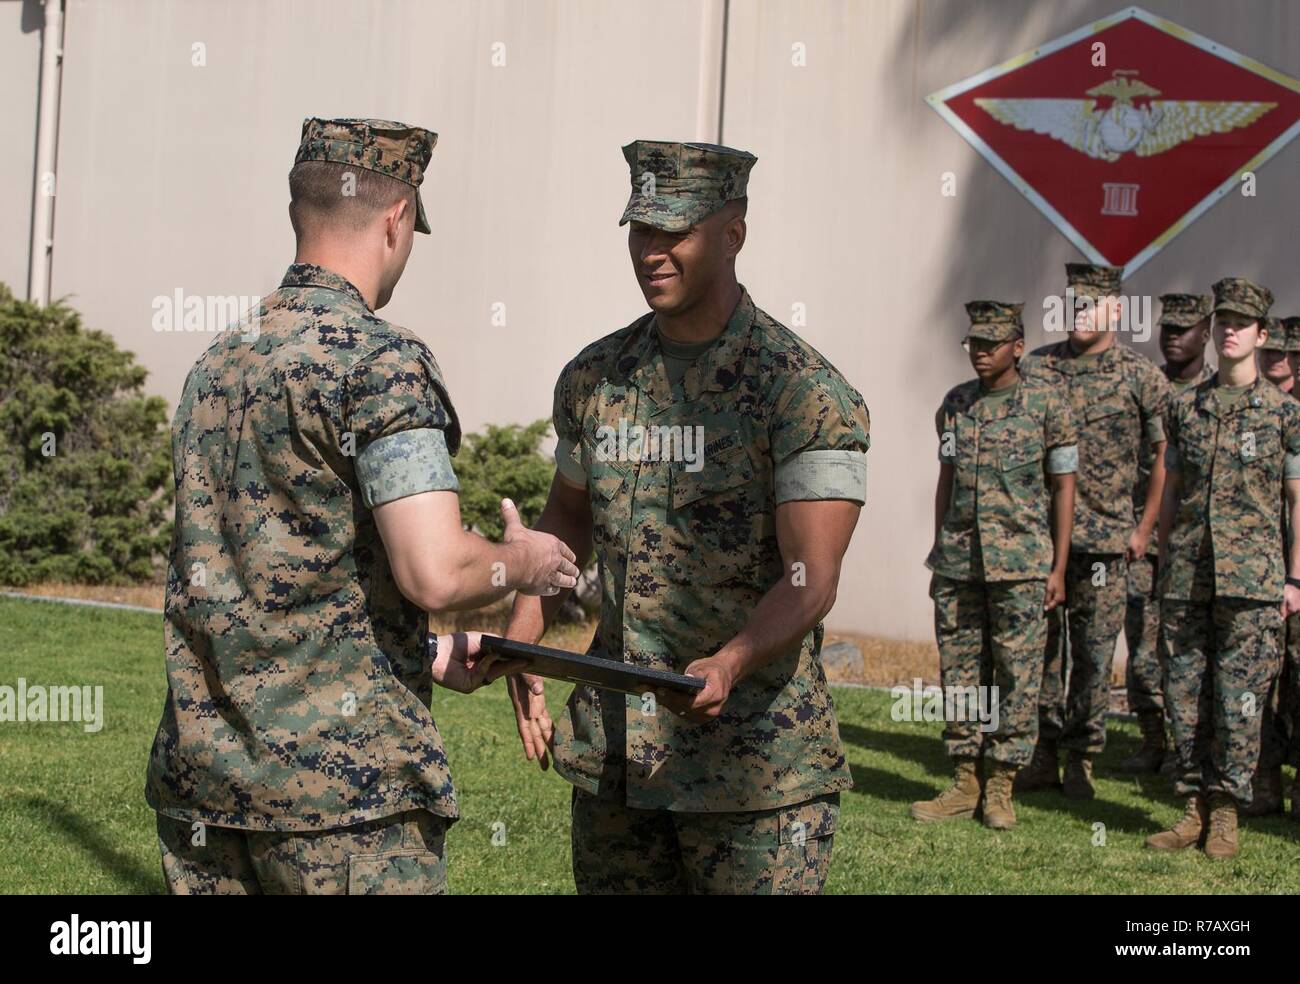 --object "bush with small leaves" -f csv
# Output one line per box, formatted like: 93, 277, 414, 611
0, 284, 171, 585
